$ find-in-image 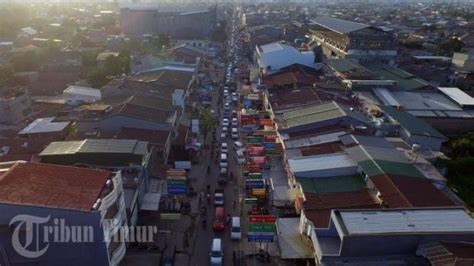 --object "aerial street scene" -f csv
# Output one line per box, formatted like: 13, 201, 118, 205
0, 0, 474, 265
